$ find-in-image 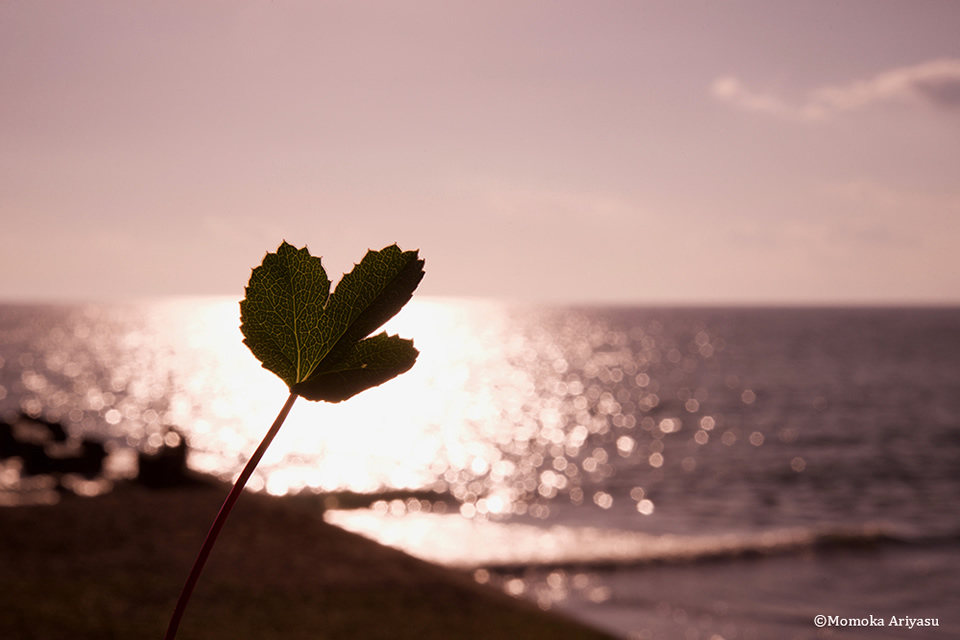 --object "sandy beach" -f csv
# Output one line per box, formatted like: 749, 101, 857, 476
0, 480, 616, 640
